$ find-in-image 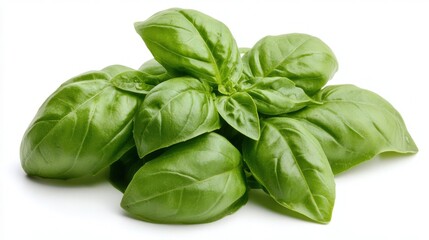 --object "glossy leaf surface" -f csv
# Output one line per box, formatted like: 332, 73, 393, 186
122, 133, 247, 224
216, 92, 260, 140
242, 33, 338, 95
110, 70, 155, 94
240, 77, 316, 115
20, 68, 140, 179
287, 84, 418, 174
133, 77, 220, 158
135, 8, 242, 93
243, 117, 335, 223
